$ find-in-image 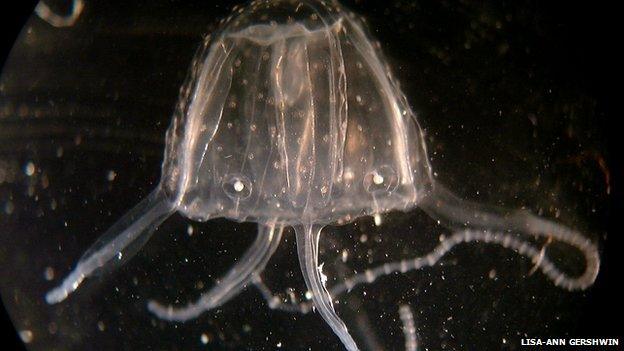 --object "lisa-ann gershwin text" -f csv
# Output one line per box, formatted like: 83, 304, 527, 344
521, 338, 619, 347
